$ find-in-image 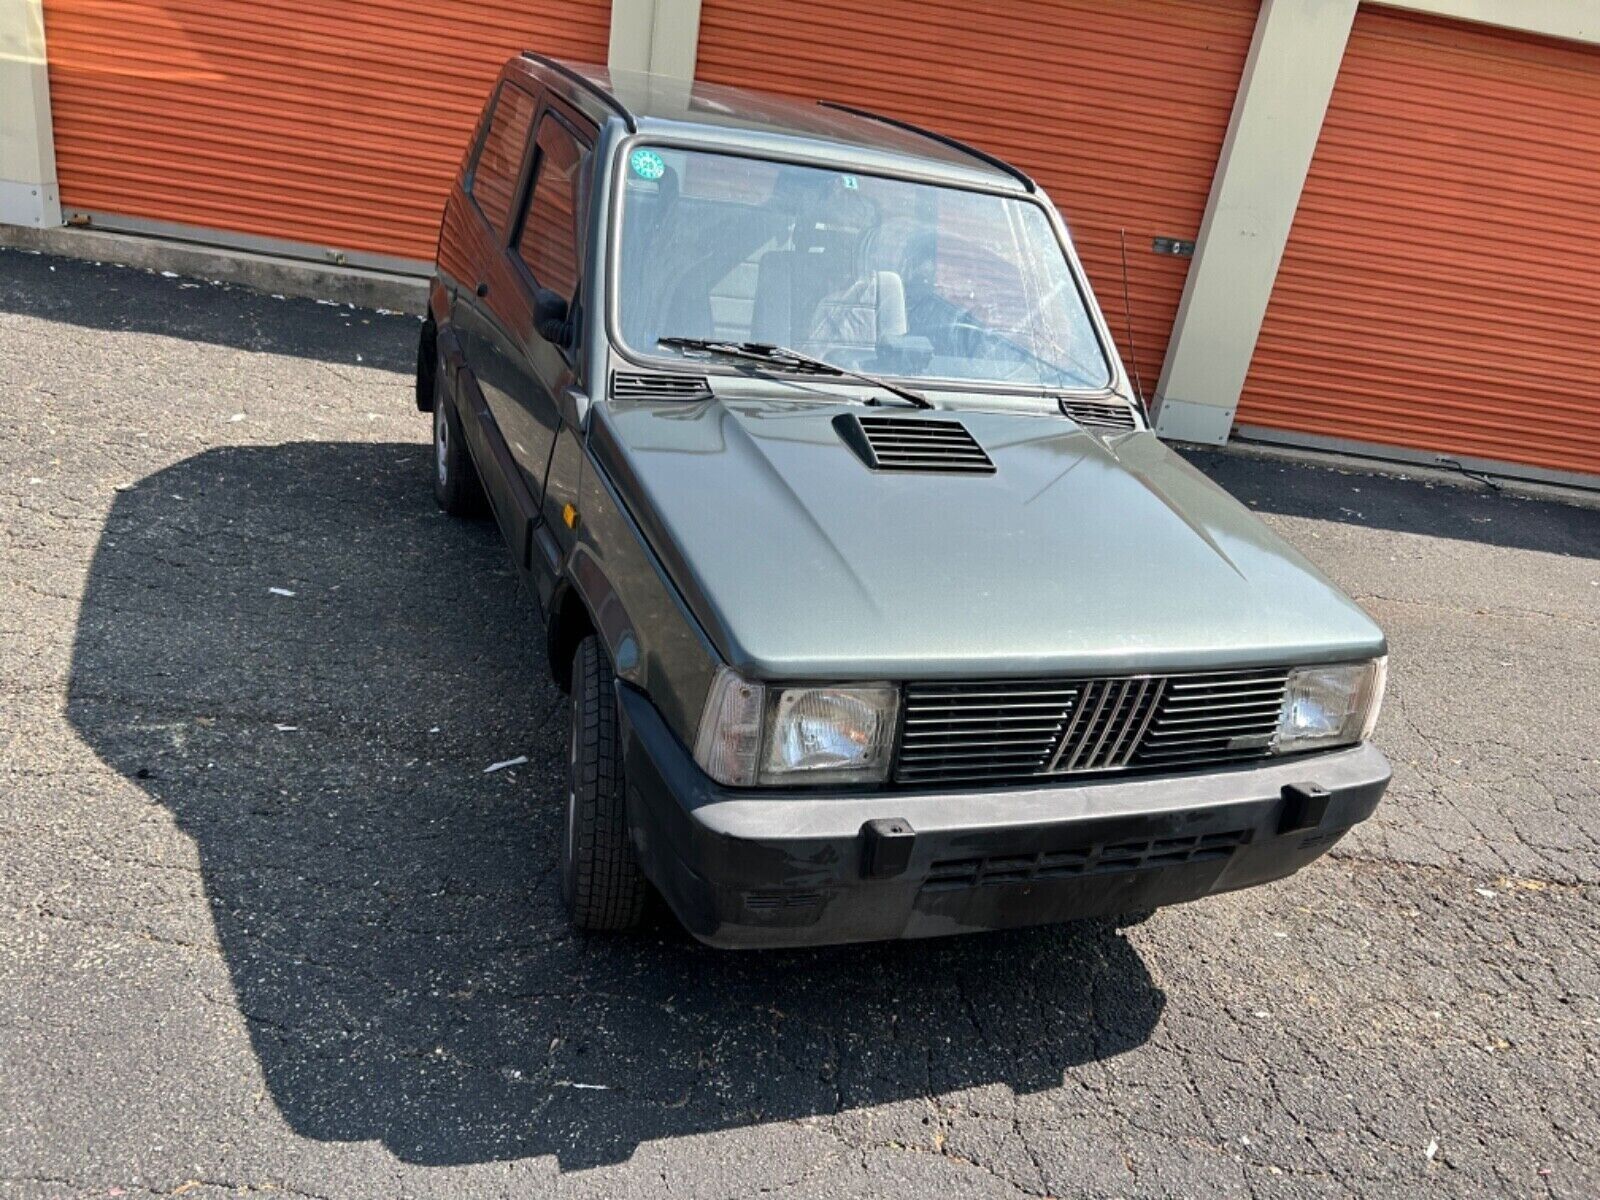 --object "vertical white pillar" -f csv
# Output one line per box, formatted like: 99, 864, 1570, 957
0, 0, 60, 228
1151, 0, 1358, 444
609, 0, 703, 82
